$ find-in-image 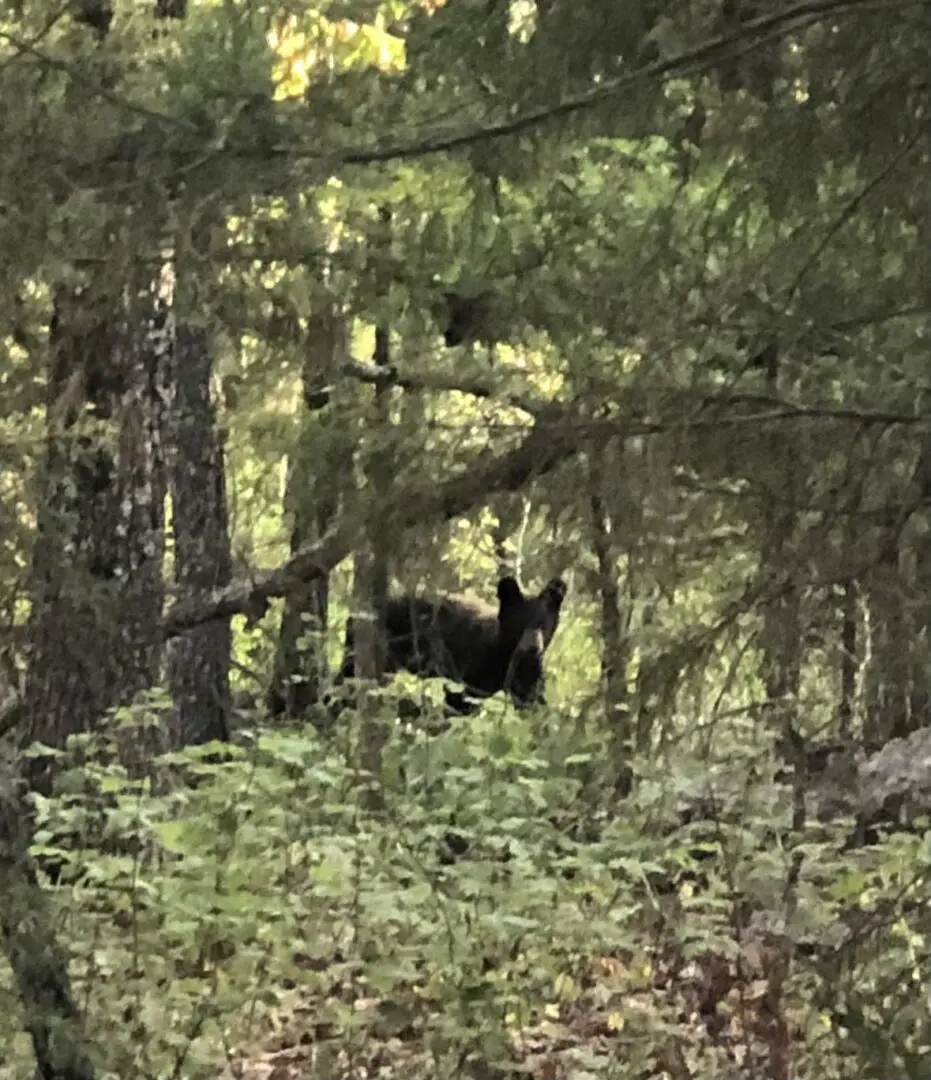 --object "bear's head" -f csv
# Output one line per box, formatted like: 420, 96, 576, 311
495, 575, 567, 707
